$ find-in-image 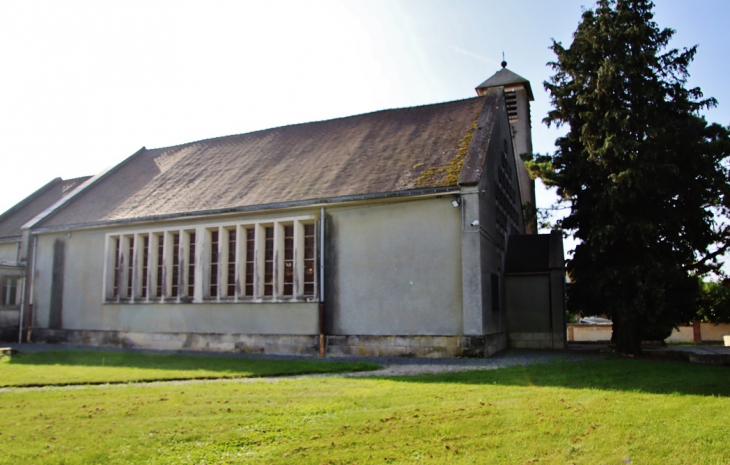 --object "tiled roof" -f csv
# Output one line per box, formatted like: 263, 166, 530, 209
0, 177, 91, 239
40, 96, 494, 228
